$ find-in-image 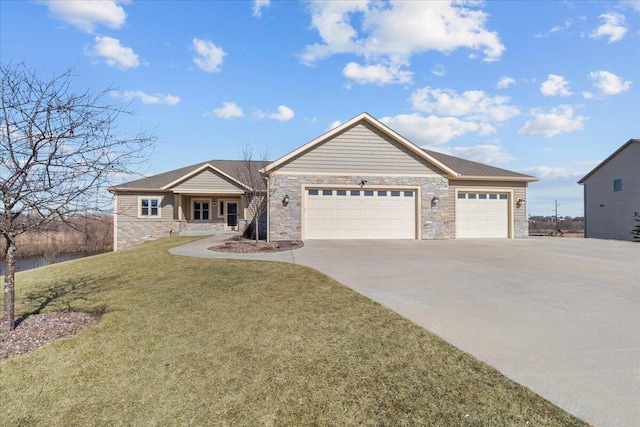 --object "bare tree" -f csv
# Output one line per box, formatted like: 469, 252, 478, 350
234, 145, 270, 244
1, 63, 154, 332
